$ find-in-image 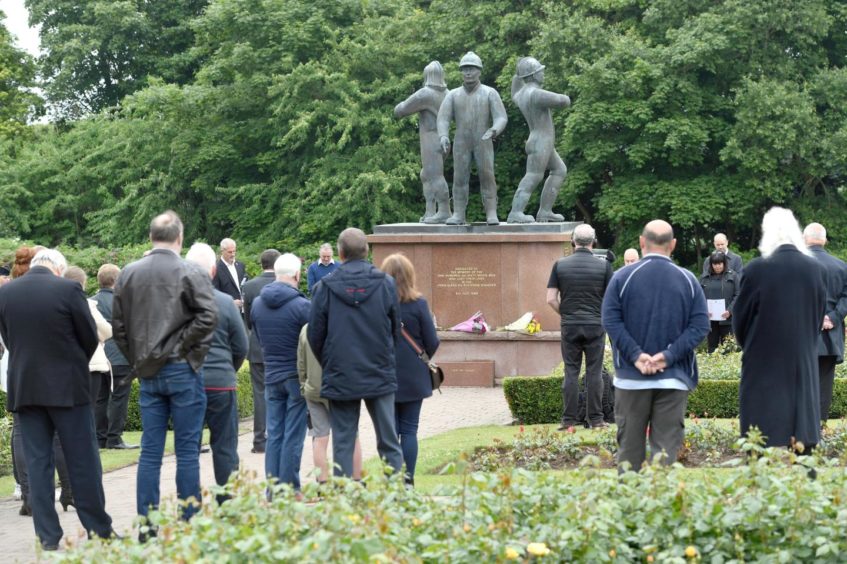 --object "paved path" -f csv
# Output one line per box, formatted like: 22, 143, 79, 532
0, 387, 511, 562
